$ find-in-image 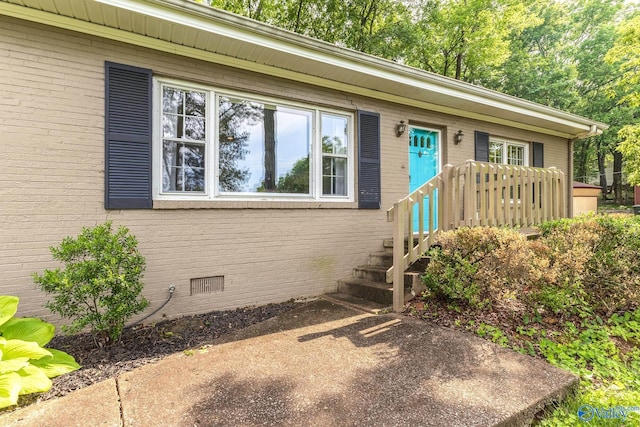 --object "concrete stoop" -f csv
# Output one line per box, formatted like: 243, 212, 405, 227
336, 238, 428, 306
